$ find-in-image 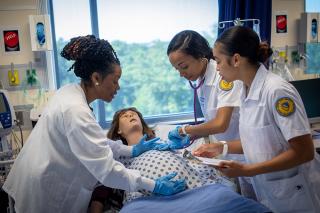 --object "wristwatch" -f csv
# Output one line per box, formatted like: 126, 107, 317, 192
221, 141, 228, 157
